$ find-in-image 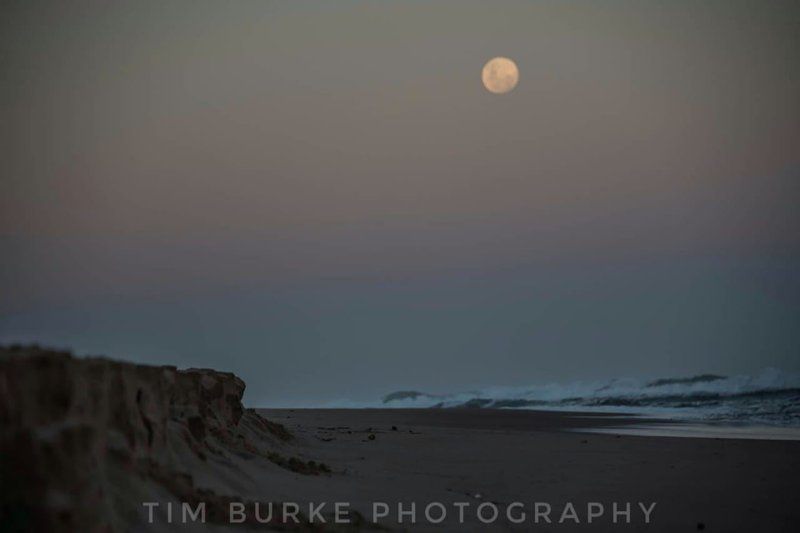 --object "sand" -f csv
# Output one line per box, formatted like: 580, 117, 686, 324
252, 408, 800, 532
